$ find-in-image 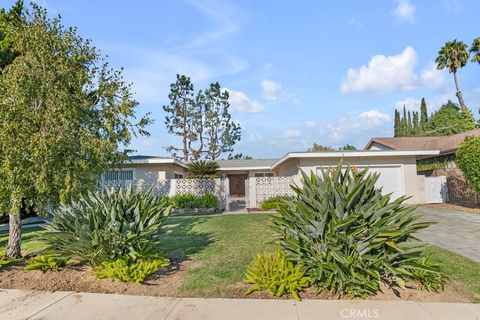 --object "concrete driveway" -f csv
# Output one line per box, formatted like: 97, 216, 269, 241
415, 206, 480, 262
